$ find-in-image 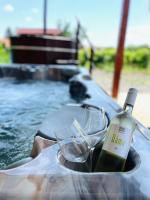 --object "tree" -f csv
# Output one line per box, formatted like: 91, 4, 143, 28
5, 27, 12, 38
57, 20, 72, 37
